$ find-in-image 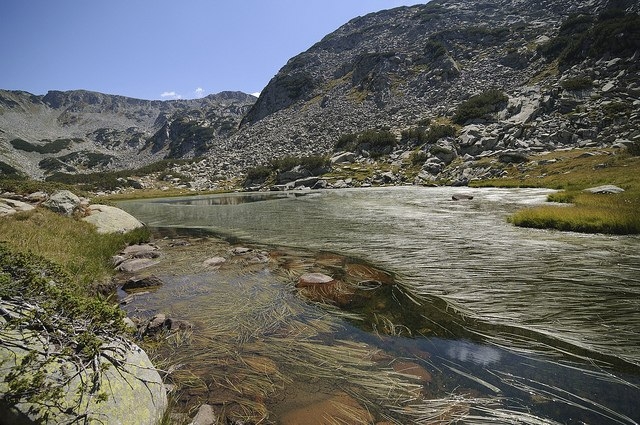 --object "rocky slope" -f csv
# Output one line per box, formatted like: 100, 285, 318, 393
1, 0, 639, 189
223, 0, 639, 174
0, 90, 255, 179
